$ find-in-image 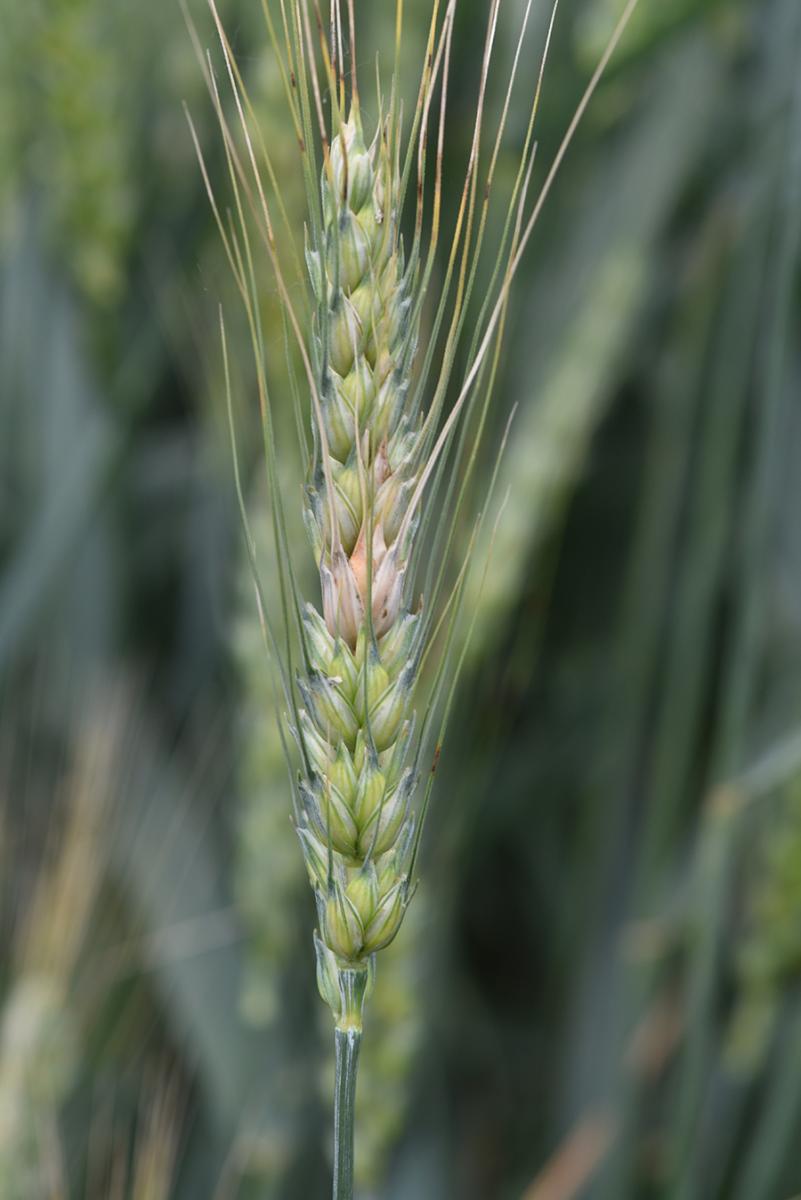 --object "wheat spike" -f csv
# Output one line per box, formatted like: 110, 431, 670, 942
191, 0, 641, 1191
297, 102, 425, 1008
